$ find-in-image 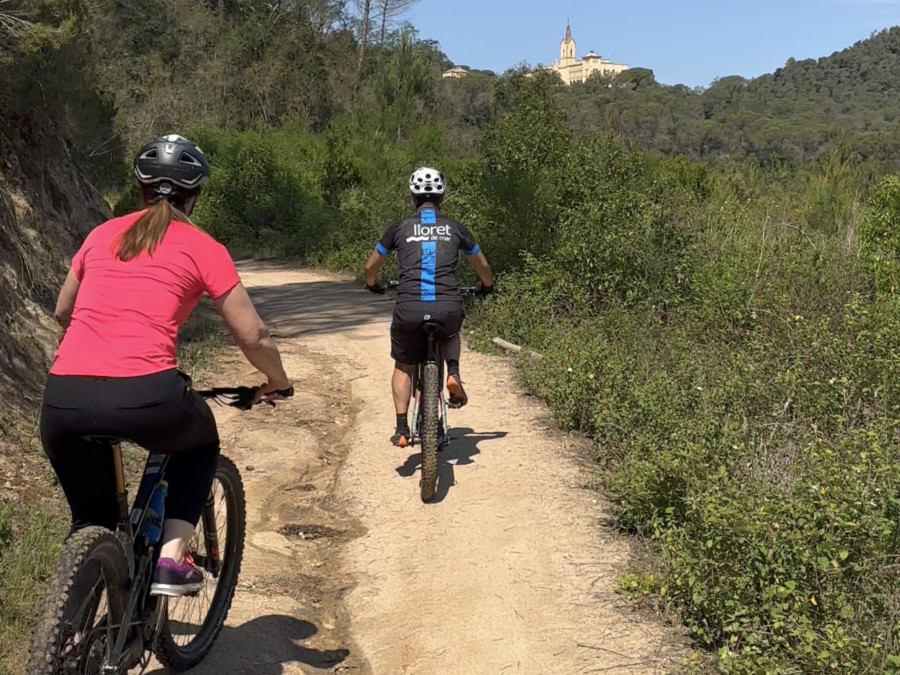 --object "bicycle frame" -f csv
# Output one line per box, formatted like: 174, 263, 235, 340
384, 284, 478, 449
101, 445, 227, 672
100, 446, 171, 672
38, 385, 271, 673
